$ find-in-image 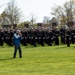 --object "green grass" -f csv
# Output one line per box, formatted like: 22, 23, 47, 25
0, 44, 75, 75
